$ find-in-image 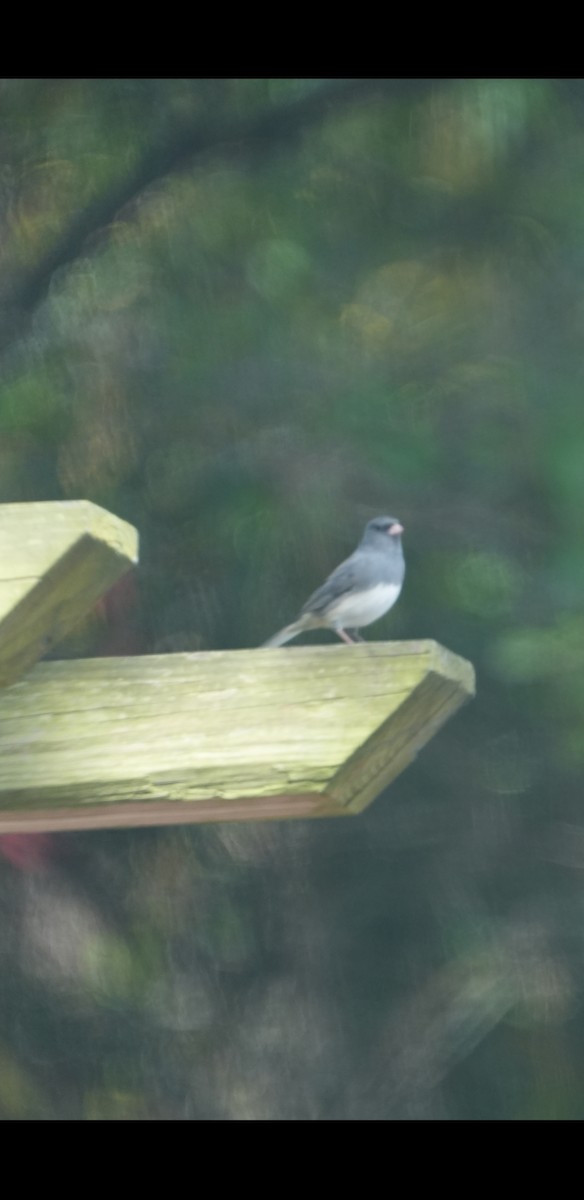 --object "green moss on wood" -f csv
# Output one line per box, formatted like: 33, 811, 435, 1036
0, 501, 138, 688
0, 641, 474, 831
